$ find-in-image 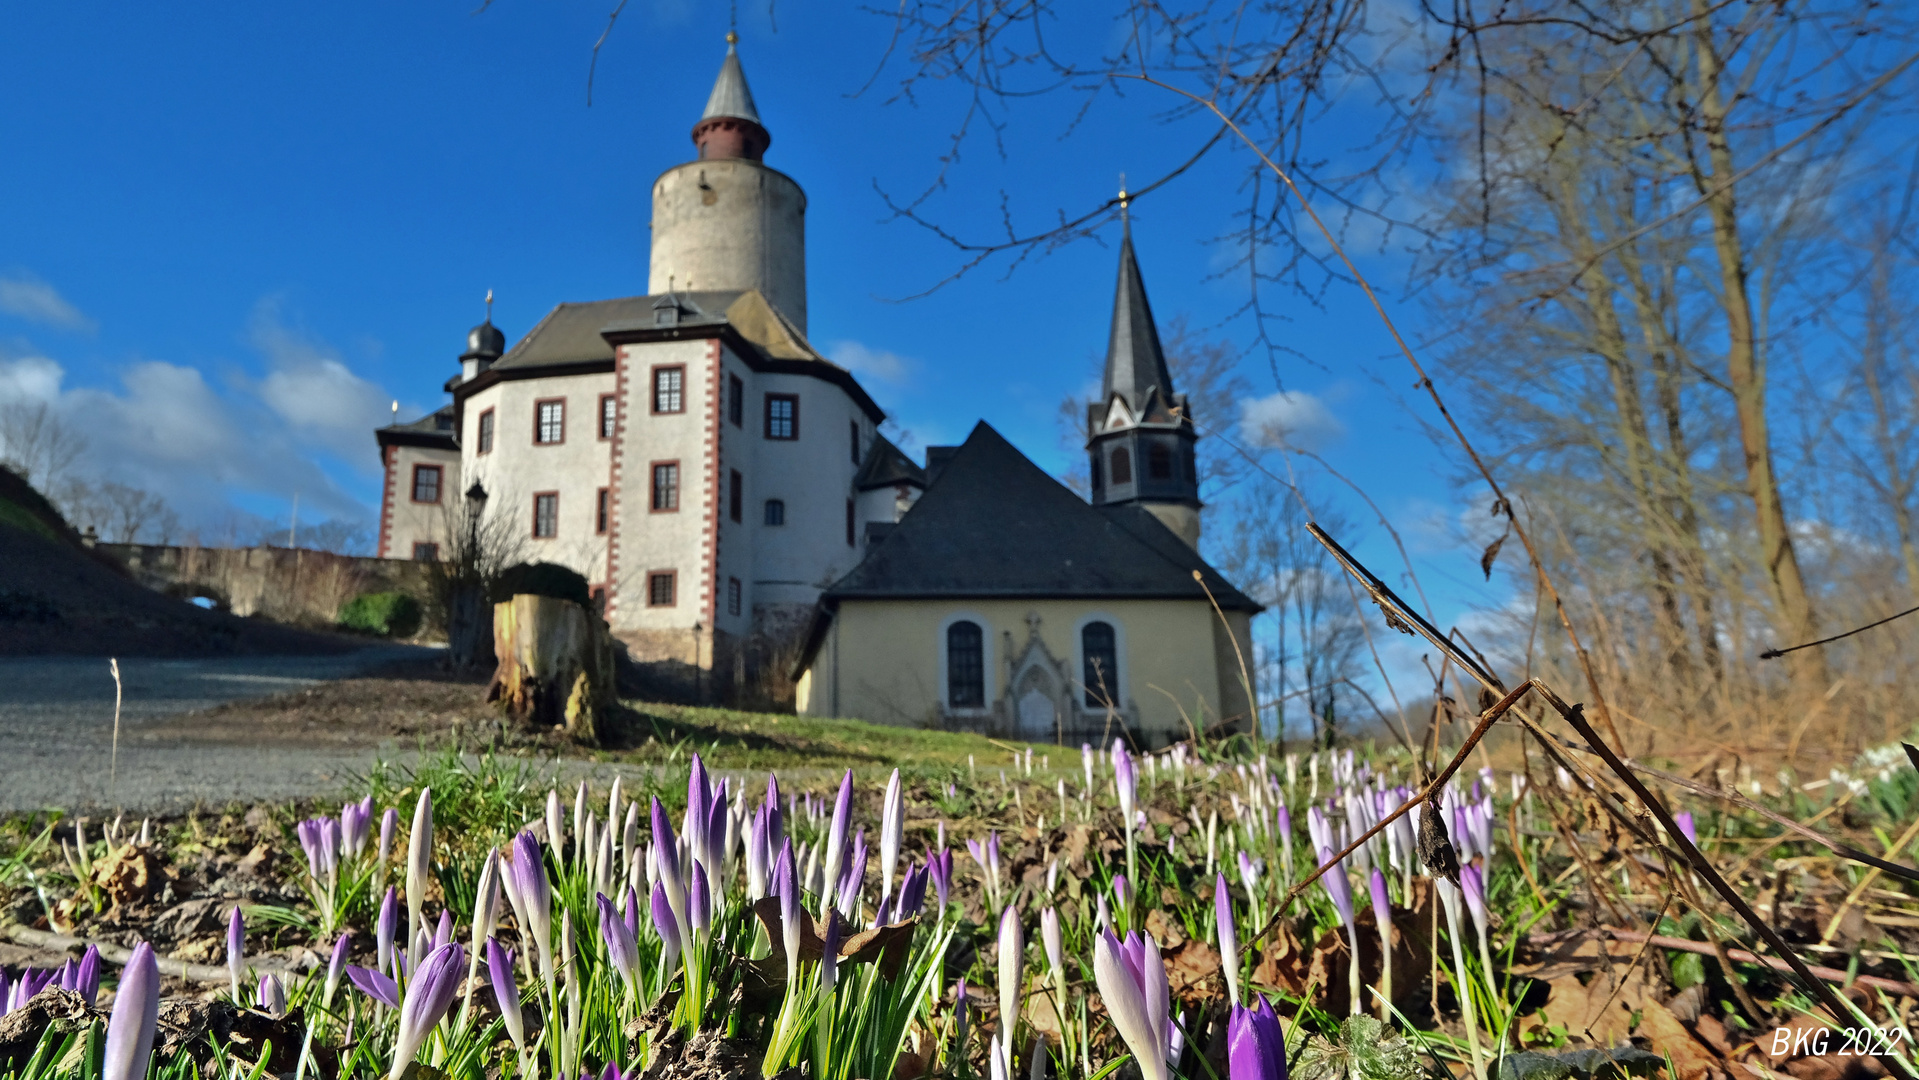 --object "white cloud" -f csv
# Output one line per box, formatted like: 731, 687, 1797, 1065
831, 340, 913, 385
1238, 389, 1345, 451
0, 353, 64, 402
0, 273, 94, 332
249, 299, 395, 463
